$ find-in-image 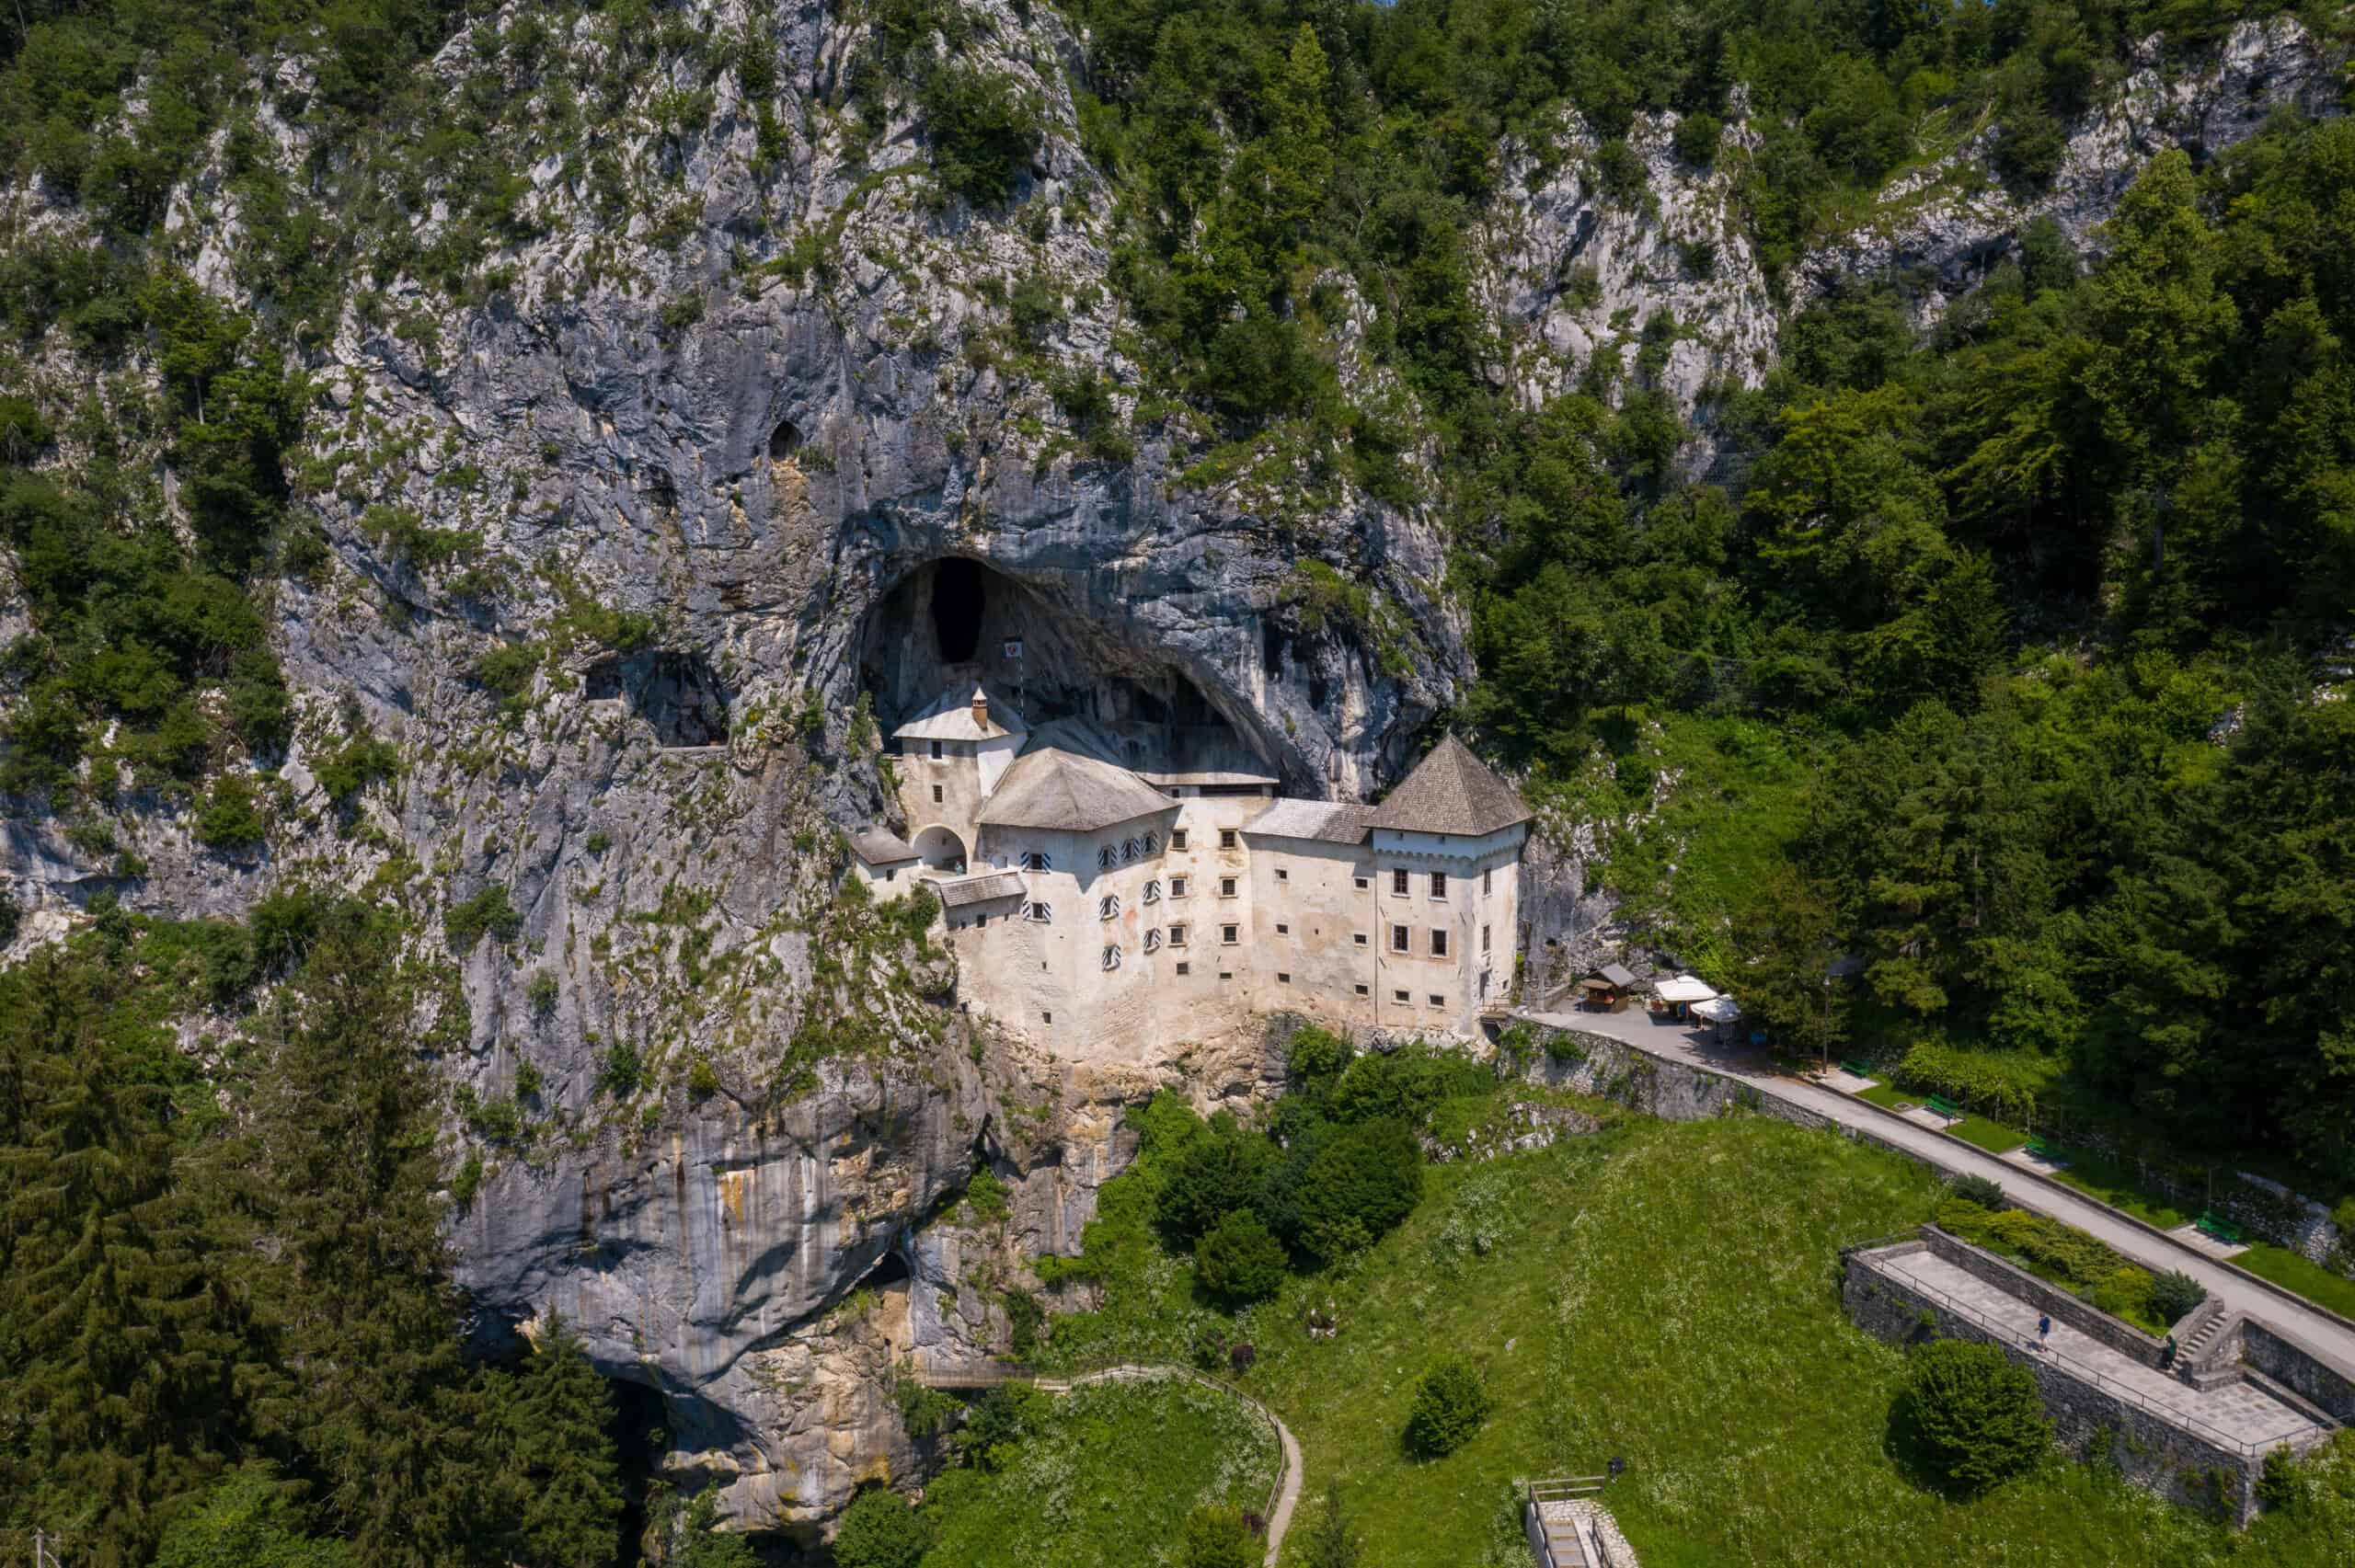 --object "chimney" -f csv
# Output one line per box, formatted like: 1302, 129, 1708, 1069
971, 688, 989, 732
